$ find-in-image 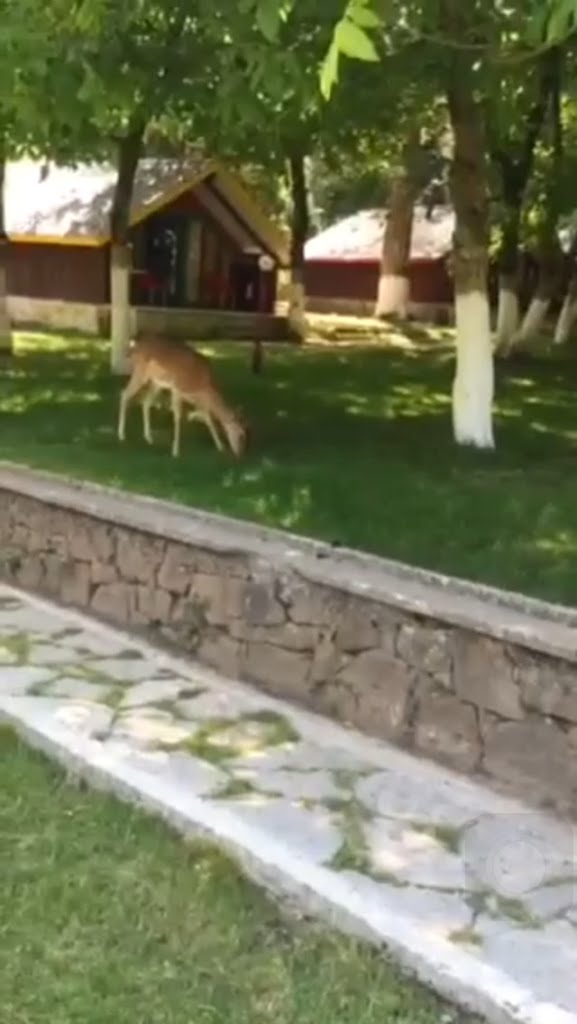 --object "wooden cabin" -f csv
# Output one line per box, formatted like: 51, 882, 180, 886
5, 157, 289, 338
304, 206, 455, 321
